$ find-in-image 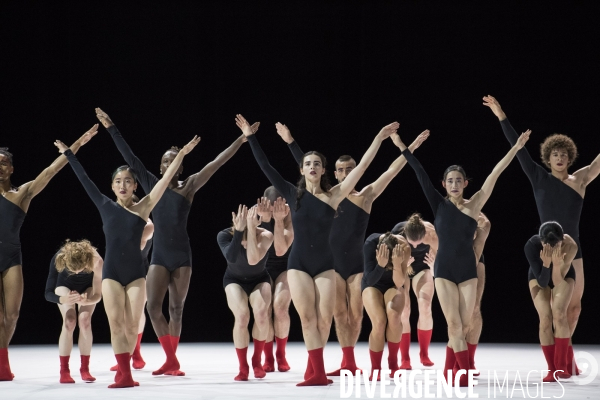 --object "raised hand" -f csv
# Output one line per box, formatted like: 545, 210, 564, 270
410, 129, 430, 150
275, 122, 294, 144
181, 135, 201, 155
392, 243, 405, 265
407, 256, 415, 267
78, 124, 99, 146
247, 205, 261, 229
95, 107, 114, 128
54, 140, 69, 154
235, 114, 255, 137
256, 197, 272, 220
551, 242, 566, 266
515, 129, 531, 150
424, 250, 436, 268
482, 95, 507, 120
232, 204, 248, 232
376, 244, 390, 268
240, 122, 260, 143
540, 244, 553, 267
378, 122, 400, 140
272, 197, 289, 221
